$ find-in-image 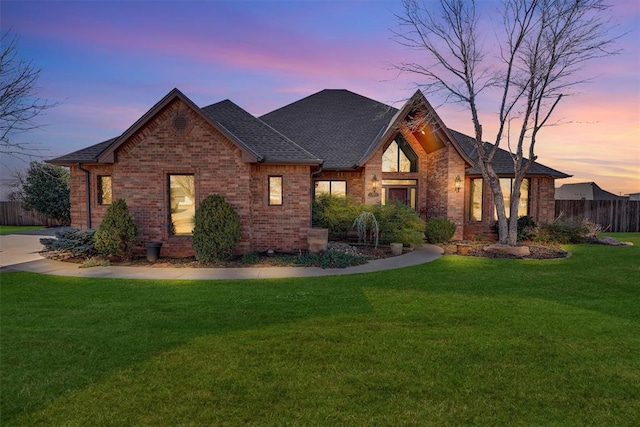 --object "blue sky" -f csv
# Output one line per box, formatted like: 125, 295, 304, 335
2, 0, 639, 195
